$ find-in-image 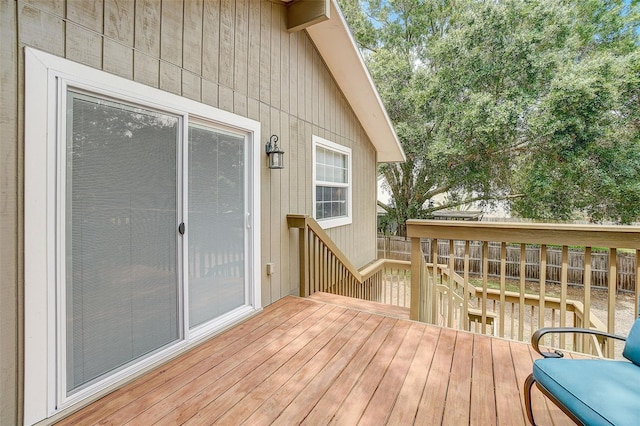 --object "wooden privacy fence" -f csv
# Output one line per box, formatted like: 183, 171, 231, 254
379, 235, 637, 293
